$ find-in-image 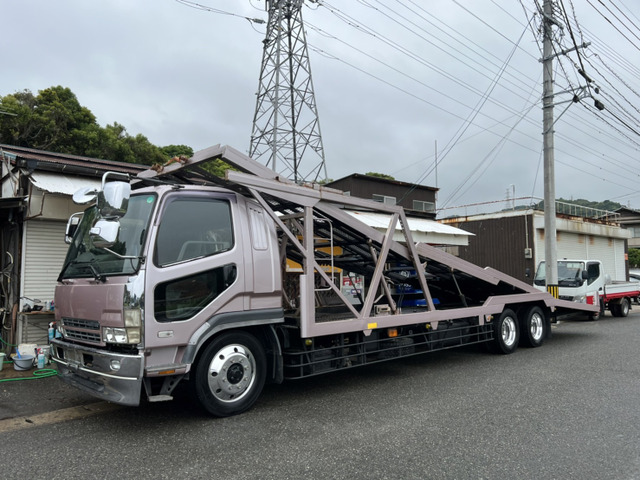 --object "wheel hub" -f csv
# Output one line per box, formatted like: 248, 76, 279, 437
502, 317, 517, 347
227, 363, 245, 384
207, 344, 256, 403
530, 313, 544, 340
